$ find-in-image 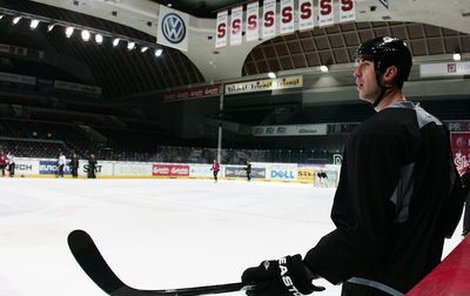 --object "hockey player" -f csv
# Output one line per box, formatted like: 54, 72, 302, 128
57, 151, 66, 178
0, 150, 6, 177
210, 159, 220, 182
316, 169, 328, 187
6, 151, 15, 177
245, 160, 252, 181
241, 37, 464, 296
70, 153, 79, 178
87, 154, 97, 179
